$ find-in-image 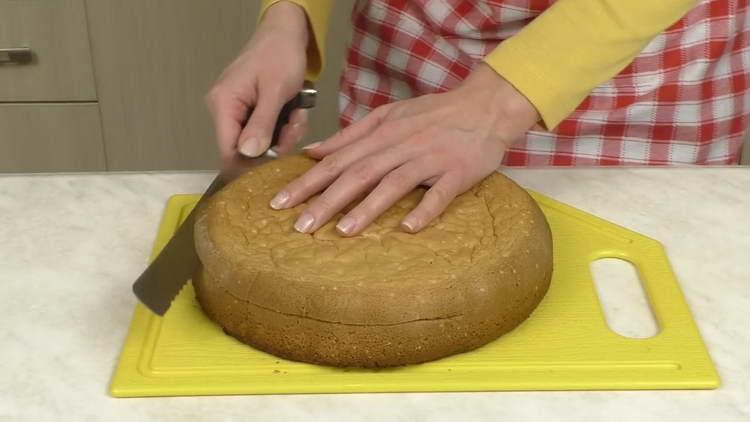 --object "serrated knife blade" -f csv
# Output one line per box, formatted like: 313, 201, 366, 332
132, 83, 316, 315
